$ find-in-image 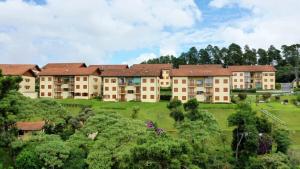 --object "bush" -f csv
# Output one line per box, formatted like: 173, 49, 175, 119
238, 93, 247, 100
231, 95, 237, 104
169, 110, 184, 122
275, 83, 281, 90
275, 95, 281, 101
160, 95, 172, 101
262, 93, 272, 101
297, 95, 300, 102
232, 89, 256, 93
293, 88, 300, 92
